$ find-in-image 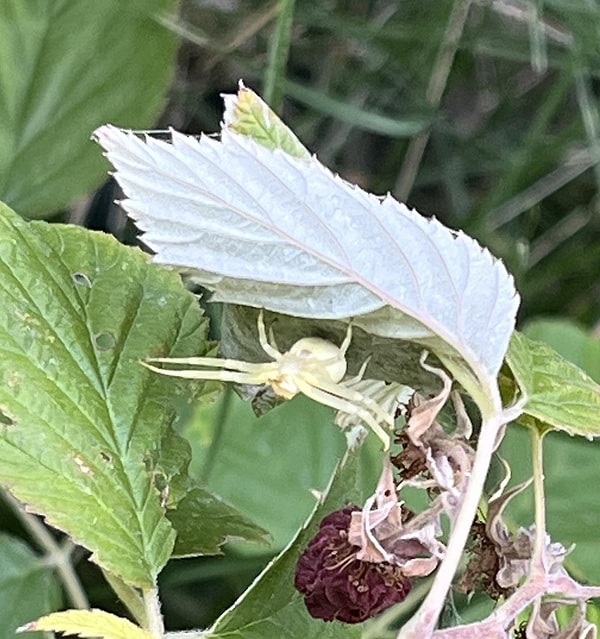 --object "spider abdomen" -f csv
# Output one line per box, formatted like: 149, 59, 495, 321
288, 337, 348, 383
